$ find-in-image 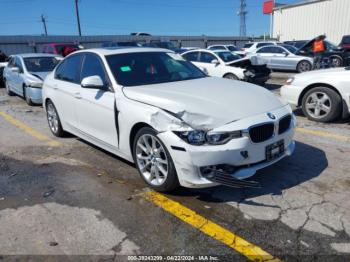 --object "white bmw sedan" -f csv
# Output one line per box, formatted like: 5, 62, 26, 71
43, 48, 295, 192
